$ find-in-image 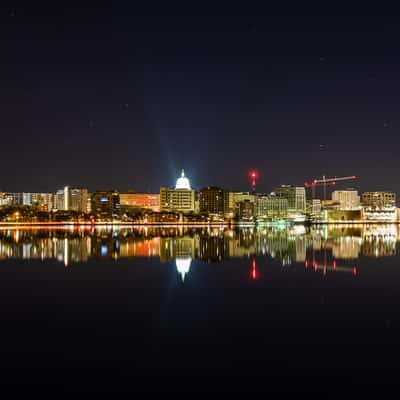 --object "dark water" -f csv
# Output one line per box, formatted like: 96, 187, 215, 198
0, 225, 399, 392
